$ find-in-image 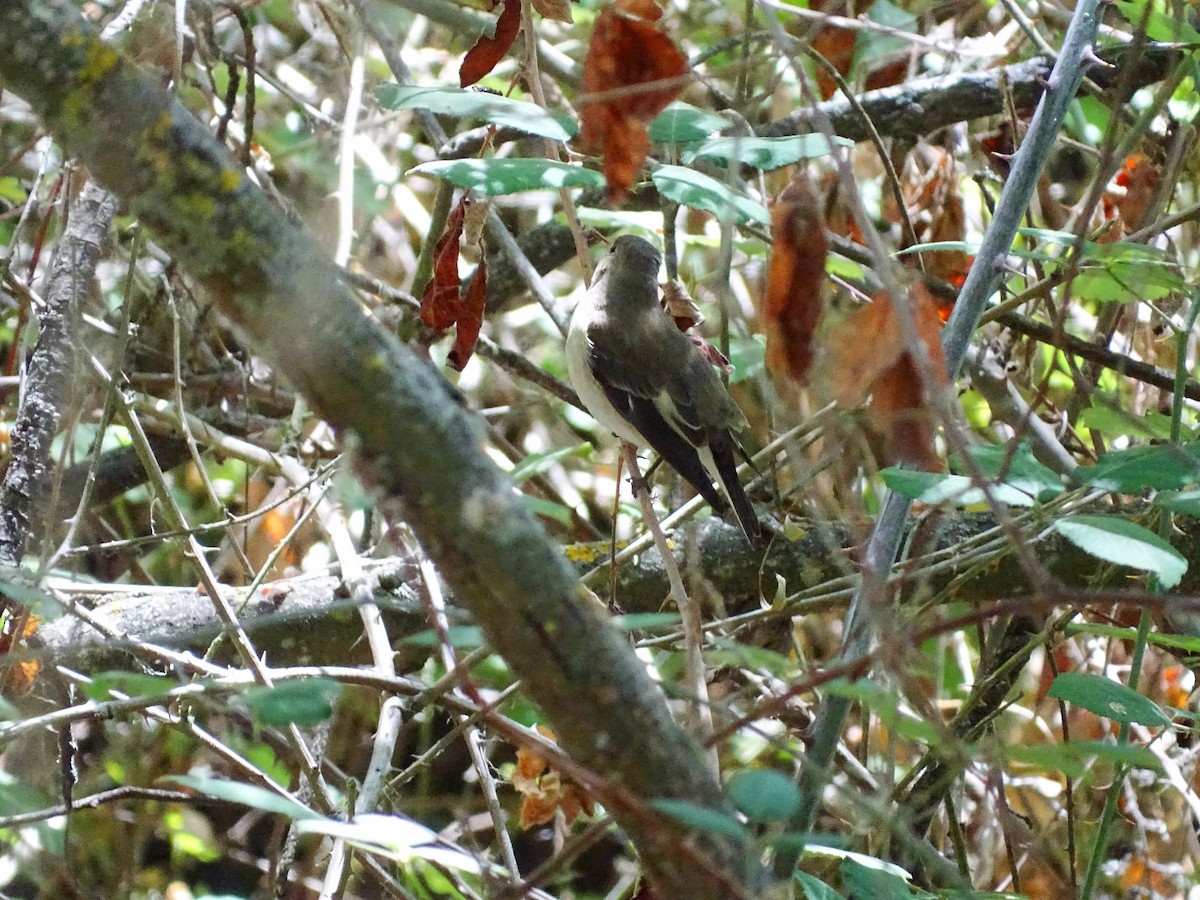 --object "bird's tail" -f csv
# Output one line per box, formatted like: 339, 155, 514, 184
708, 438, 762, 544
